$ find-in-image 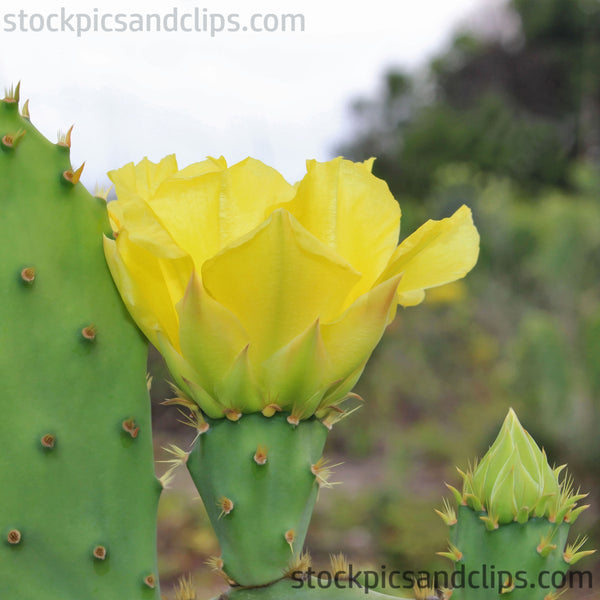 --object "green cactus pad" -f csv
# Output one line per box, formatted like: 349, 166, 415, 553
187, 412, 329, 587
447, 505, 570, 599
0, 89, 161, 598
